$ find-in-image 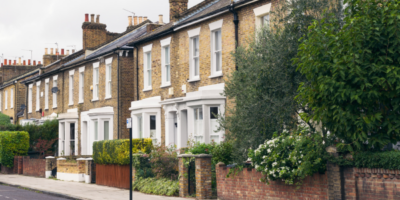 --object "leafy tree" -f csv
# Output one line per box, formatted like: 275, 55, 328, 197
220, 0, 343, 163
296, 0, 400, 151
0, 112, 11, 126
